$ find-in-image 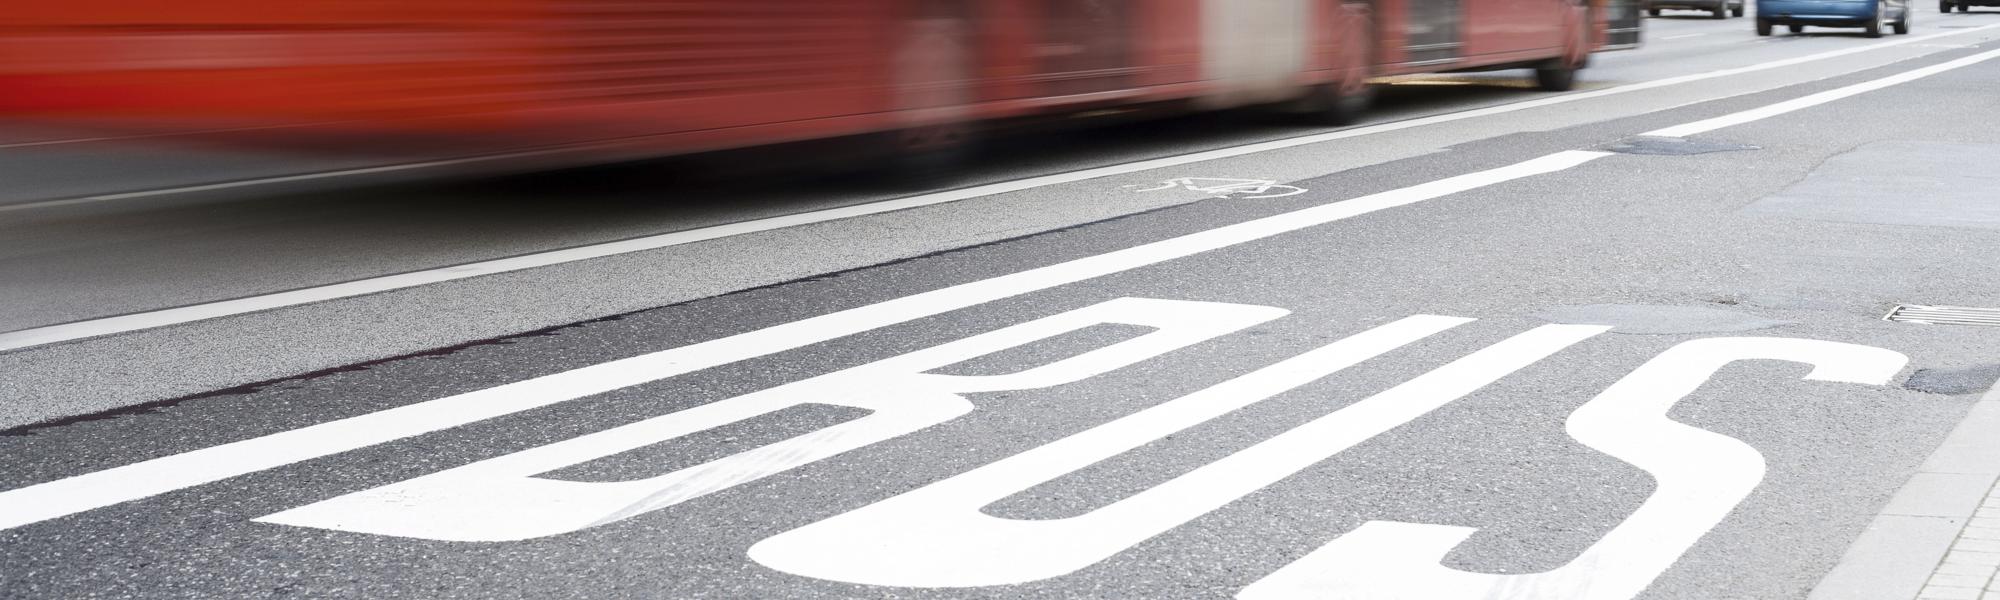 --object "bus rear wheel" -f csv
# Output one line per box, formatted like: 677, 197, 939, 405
1535, 64, 1578, 91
